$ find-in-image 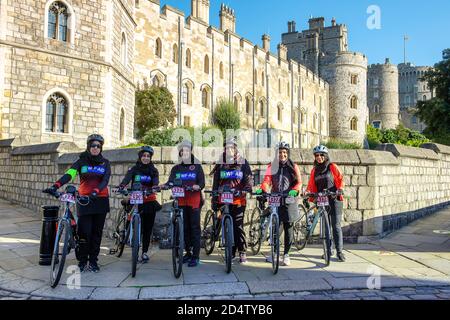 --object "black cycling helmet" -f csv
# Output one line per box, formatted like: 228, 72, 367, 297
87, 134, 104, 146
224, 137, 238, 148
139, 146, 154, 157
276, 141, 290, 151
